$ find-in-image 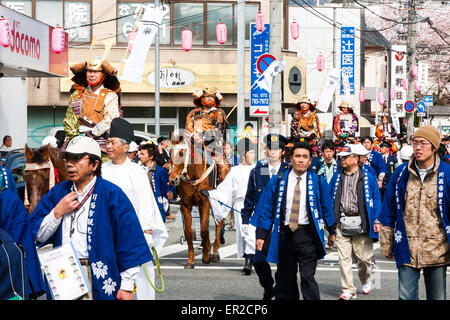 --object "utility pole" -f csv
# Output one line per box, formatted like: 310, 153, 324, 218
269, 0, 282, 134
154, 0, 161, 137
406, 0, 417, 136
332, 7, 337, 124
237, 0, 245, 137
